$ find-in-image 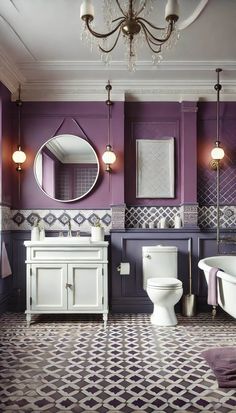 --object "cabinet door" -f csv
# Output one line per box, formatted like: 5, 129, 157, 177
31, 263, 67, 311
68, 264, 103, 311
